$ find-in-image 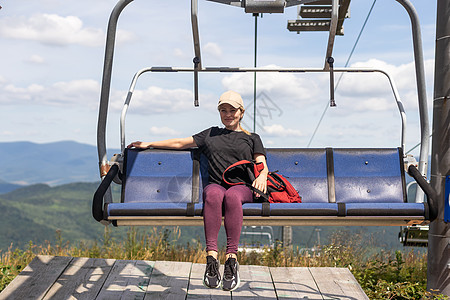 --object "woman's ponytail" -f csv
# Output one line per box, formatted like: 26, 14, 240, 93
239, 108, 251, 135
